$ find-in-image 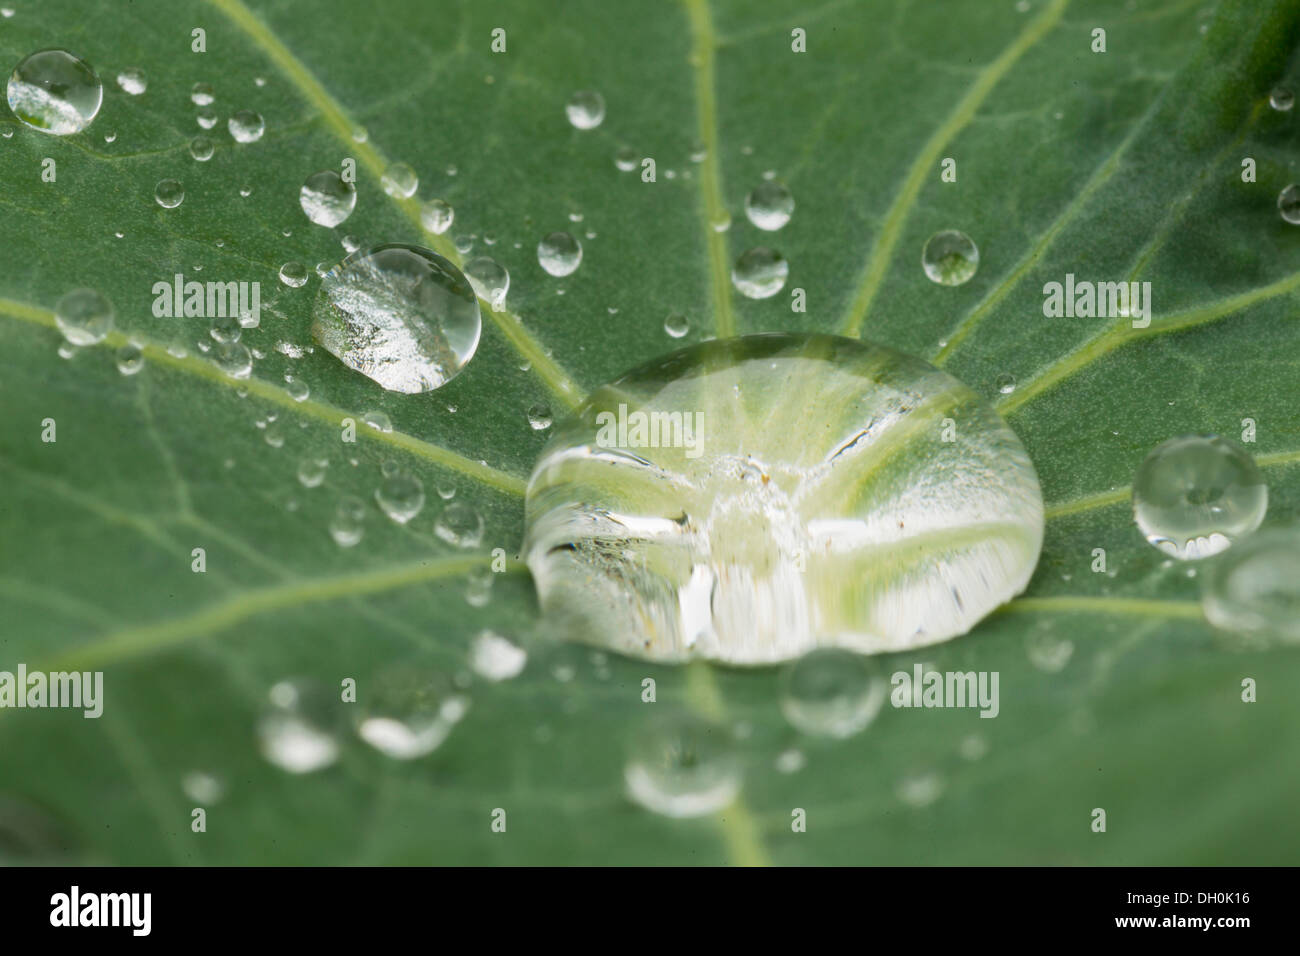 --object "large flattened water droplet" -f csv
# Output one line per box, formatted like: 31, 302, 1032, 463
1131, 434, 1266, 560
1201, 528, 1300, 642
7, 49, 102, 135
312, 243, 481, 393
624, 715, 740, 818
524, 333, 1044, 664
